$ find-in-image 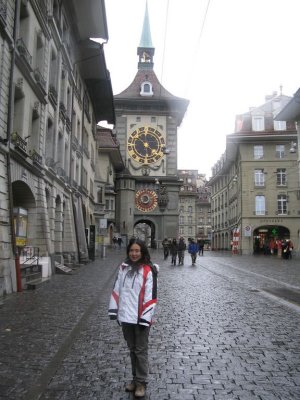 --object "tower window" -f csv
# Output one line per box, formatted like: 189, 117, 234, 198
140, 81, 153, 97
